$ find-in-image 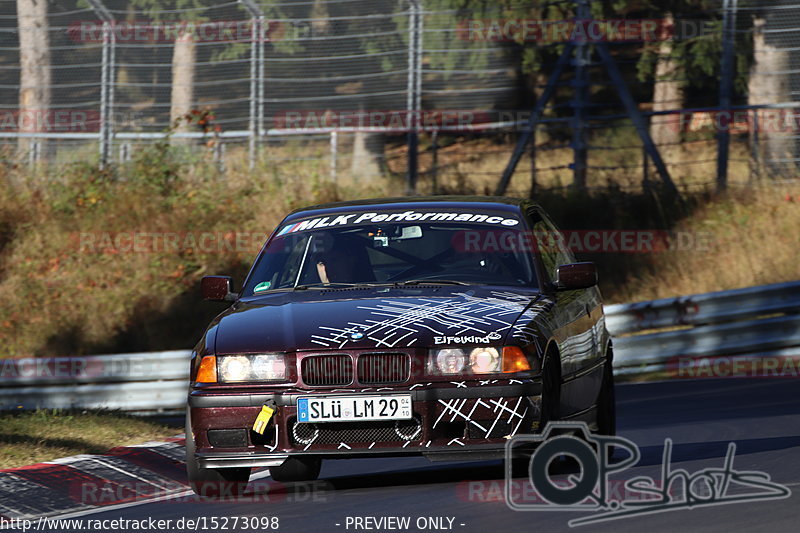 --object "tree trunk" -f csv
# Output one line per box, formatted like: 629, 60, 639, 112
311, 0, 330, 36
170, 27, 196, 145
649, 13, 684, 147
16, 0, 51, 161
350, 130, 386, 183
748, 16, 792, 177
